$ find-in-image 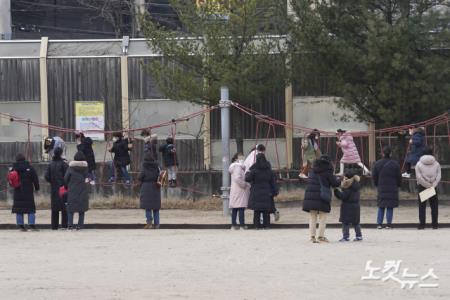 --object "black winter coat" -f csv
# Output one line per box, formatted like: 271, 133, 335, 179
159, 143, 177, 167
11, 161, 40, 214
302, 159, 340, 213
77, 137, 96, 172
111, 138, 131, 167
334, 176, 361, 224
372, 158, 402, 208
64, 161, 89, 213
245, 162, 278, 211
139, 161, 161, 210
406, 132, 426, 165
45, 158, 68, 211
